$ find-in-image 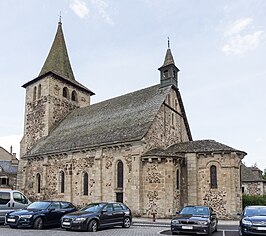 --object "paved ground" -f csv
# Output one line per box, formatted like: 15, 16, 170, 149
0, 220, 240, 236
